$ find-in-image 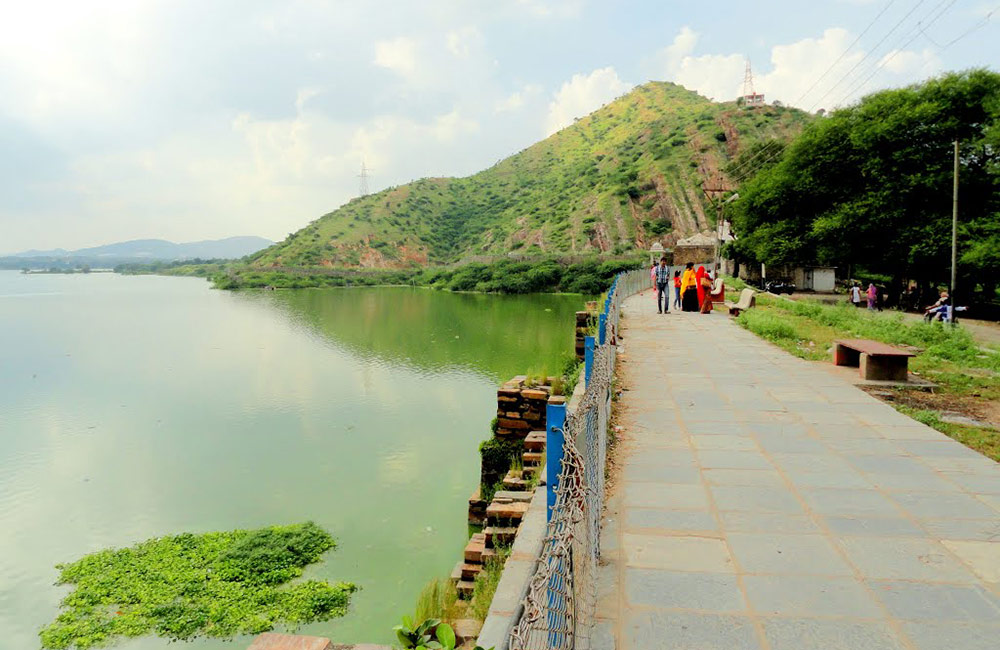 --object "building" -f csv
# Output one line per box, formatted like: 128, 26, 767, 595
672, 232, 716, 268
793, 266, 836, 292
